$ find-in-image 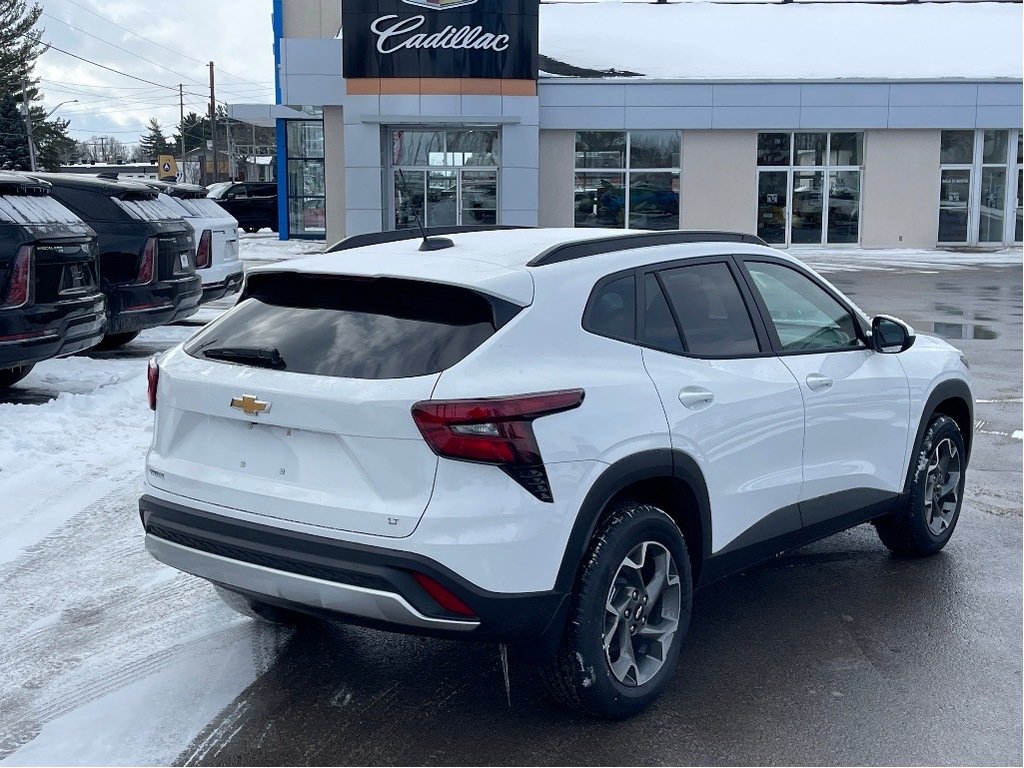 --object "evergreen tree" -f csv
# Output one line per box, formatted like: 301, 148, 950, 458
0, 94, 30, 170
138, 117, 172, 162
0, 0, 44, 98
173, 111, 207, 155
